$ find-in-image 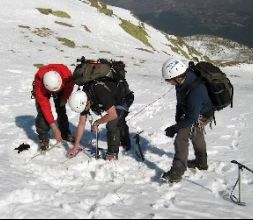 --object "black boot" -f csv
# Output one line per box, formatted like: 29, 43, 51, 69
161, 169, 183, 184
187, 158, 208, 170
38, 139, 49, 152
